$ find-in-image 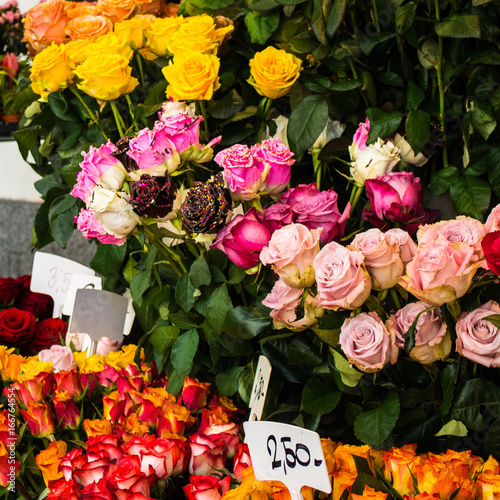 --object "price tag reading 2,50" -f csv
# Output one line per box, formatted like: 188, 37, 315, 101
243, 421, 332, 500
